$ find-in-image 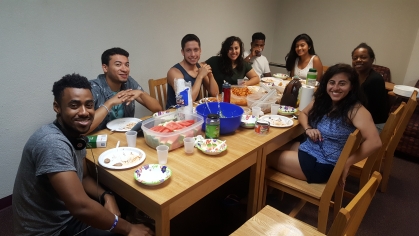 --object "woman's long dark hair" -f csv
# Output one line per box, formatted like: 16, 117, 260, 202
285, 34, 316, 72
308, 63, 363, 126
217, 36, 244, 77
